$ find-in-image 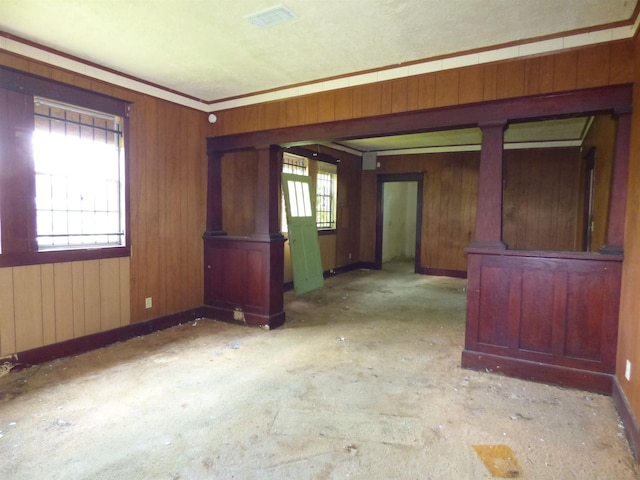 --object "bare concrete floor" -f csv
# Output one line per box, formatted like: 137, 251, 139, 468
0, 262, 638, 479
